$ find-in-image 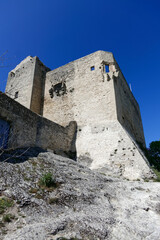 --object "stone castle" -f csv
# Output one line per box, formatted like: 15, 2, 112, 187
1, 50, 153, 180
